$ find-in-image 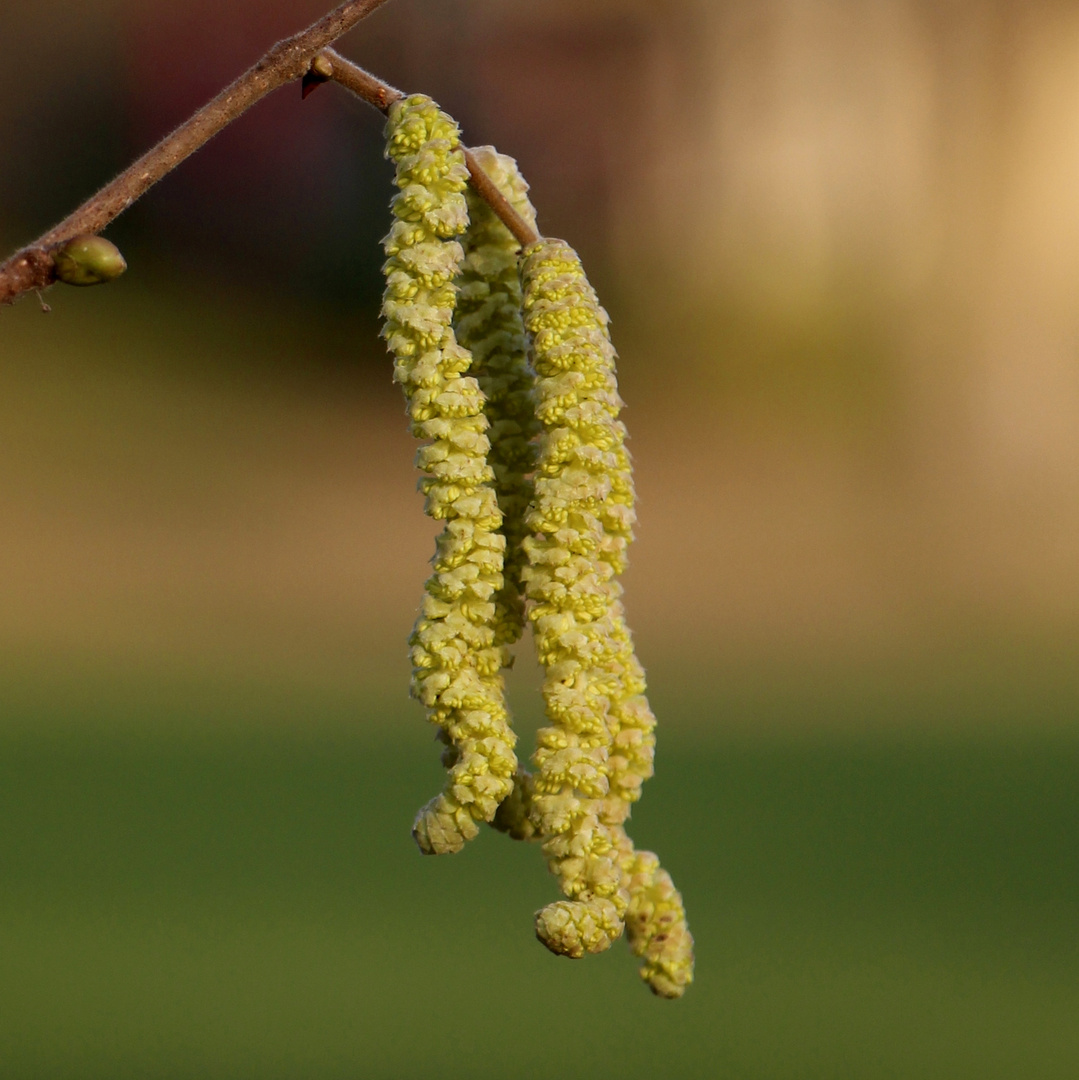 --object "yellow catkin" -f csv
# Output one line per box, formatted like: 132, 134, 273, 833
453, 147, 542, 843
621, 848, 695, 999
518, 239, 629, 957
519, 238, 694, 995
381, 95, 518, 855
